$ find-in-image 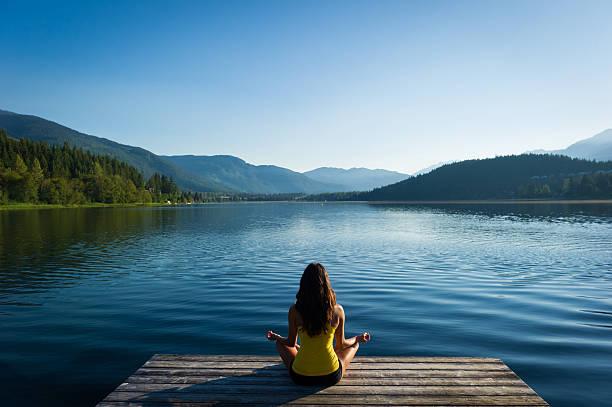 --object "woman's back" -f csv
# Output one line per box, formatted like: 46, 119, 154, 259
292, 323, 340, 376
